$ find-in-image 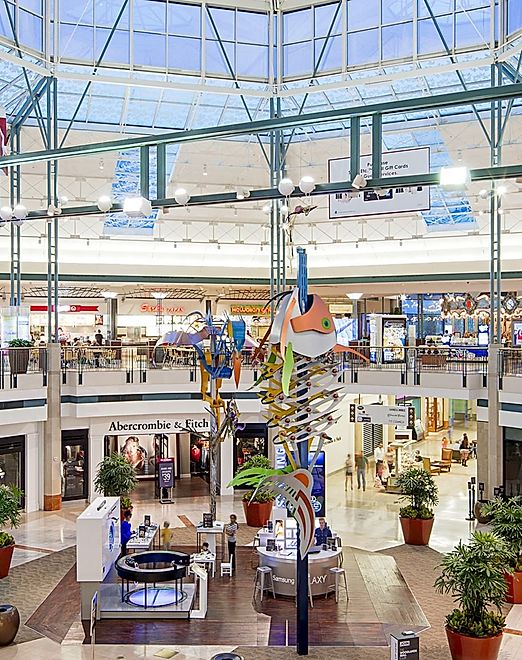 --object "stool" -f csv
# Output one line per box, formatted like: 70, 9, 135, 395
251, 536, 260, 569
335, 537, 344, 567
220, 561, 233, 577
326, 567, 348, 602
308, 574, 314, 608
253, 566, 276, 601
